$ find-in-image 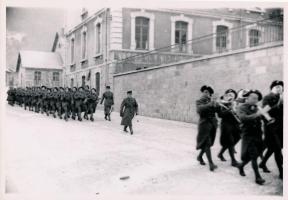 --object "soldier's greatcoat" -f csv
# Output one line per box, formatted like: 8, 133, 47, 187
237, 103, 264, 162
218, 102, 241, 148
195, 95, 219, 150
120, 97, 138, 126
262, 92, 283, 150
